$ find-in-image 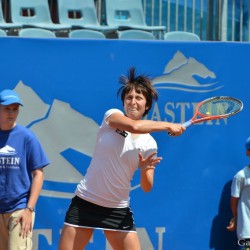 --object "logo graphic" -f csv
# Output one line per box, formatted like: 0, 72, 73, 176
152, 51, 223, 92
15, 81, 99, 199
116, 129, 128, 138
0, 145, 16, 155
